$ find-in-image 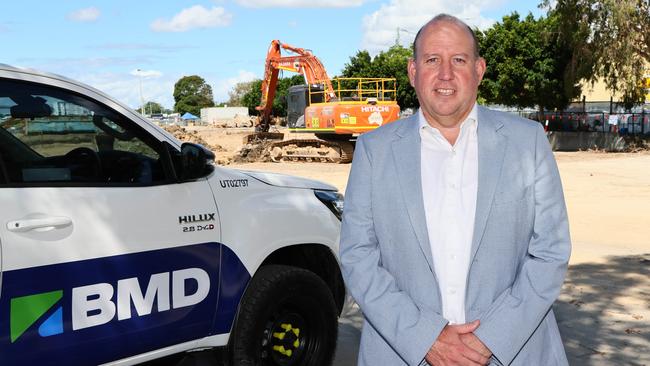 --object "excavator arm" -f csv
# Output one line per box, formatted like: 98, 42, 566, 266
244, 39, 400, 163
256, 40, 335, 132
